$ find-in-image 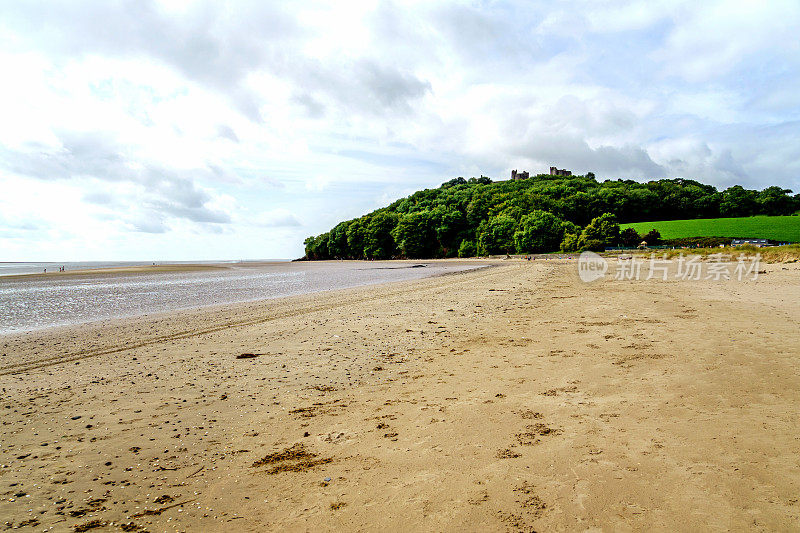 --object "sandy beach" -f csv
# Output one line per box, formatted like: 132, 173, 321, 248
1, 259, 799, 531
